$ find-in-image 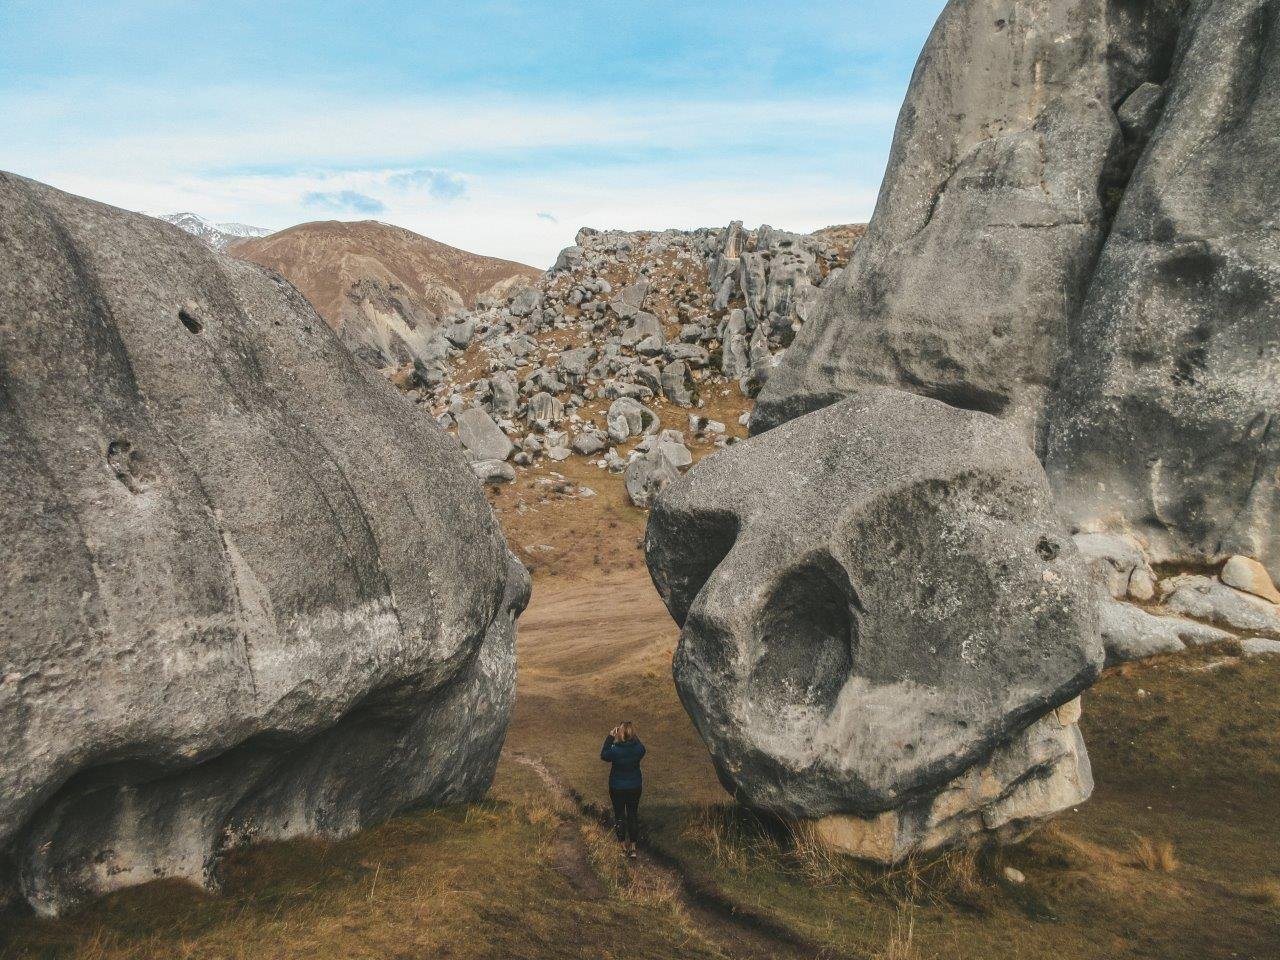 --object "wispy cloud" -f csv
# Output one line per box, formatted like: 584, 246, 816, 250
302, 189, 386, 215
388, 168, 468, 201
0, 0, 942, 265
0, 85, 896, 265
